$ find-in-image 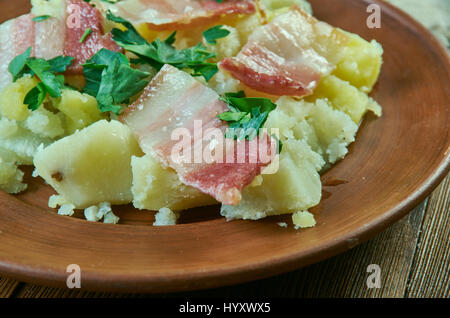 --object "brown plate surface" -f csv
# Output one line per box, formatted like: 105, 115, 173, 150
0, 0, 448, 293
